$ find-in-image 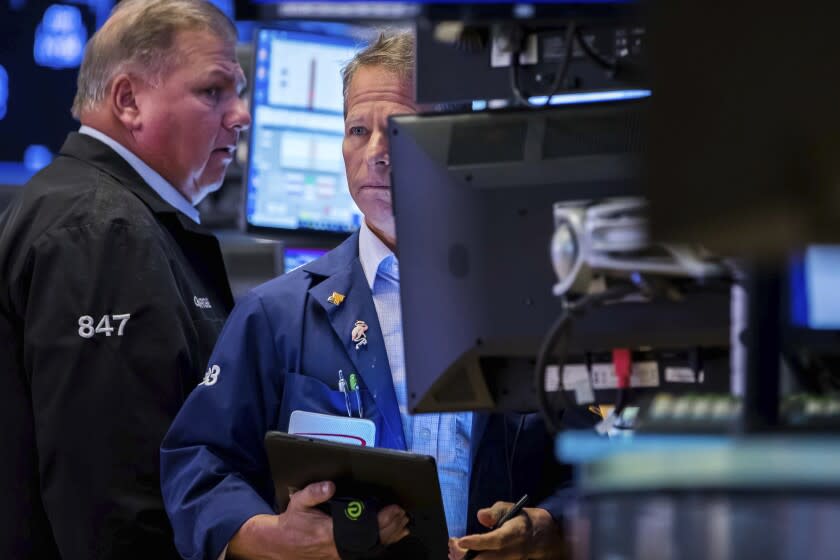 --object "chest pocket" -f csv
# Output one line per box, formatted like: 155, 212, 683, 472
279, 372, 376, 433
